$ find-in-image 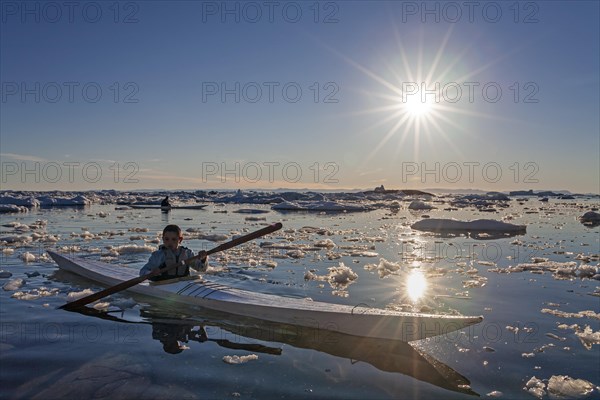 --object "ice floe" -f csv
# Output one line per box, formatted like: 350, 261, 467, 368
222, 354, 258, 364
272, 200, 372, 212
541, 308, 600, 320
492, 260, 599, 281
363, 258, 402, 278
547, 375, 597, 398
411, 218, 526, 233
20, 252, 36, 262
304, 262, 358, 296
557, 323, 600, 350
575, 326, 600, 350
67, 289, 94, 301
3, 278, 25, 291
11, 287, 59, 300
524, 376, 546, 398
408, 200, 435, 210
106, 244, 155, 255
